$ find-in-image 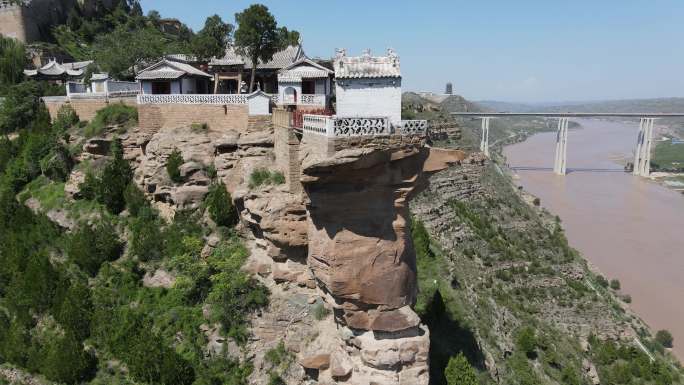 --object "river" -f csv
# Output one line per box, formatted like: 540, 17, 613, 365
503, 118, 684, 360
